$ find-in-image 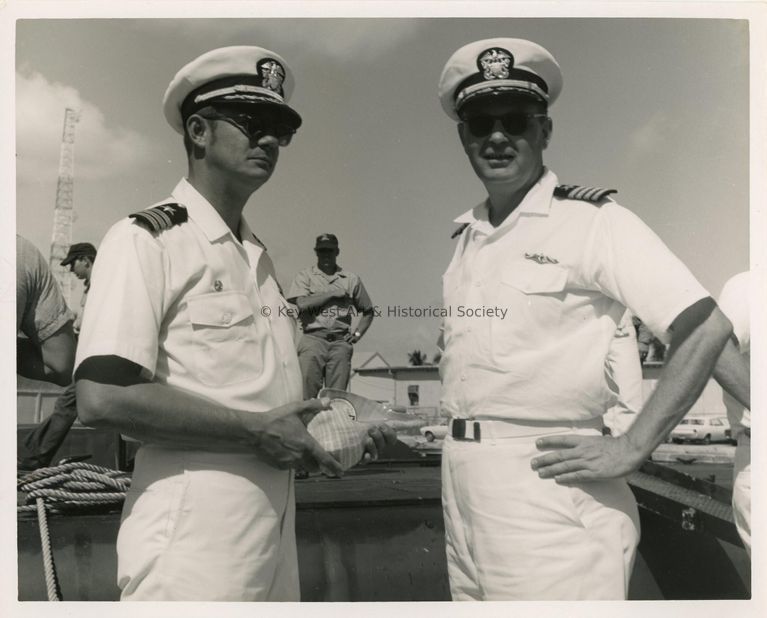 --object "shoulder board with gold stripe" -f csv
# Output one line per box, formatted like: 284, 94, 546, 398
554, 184, 617, 203
129, 203, 188, 233
450, 222, 470, 239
